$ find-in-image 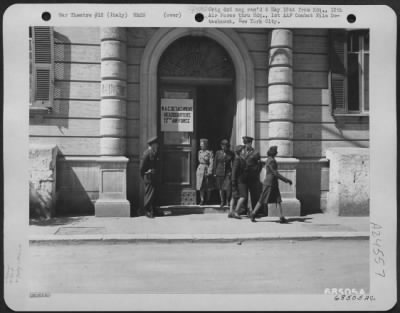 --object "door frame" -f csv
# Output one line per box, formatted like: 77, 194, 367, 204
158, 84, 197, 191
139, 28, 255, 154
